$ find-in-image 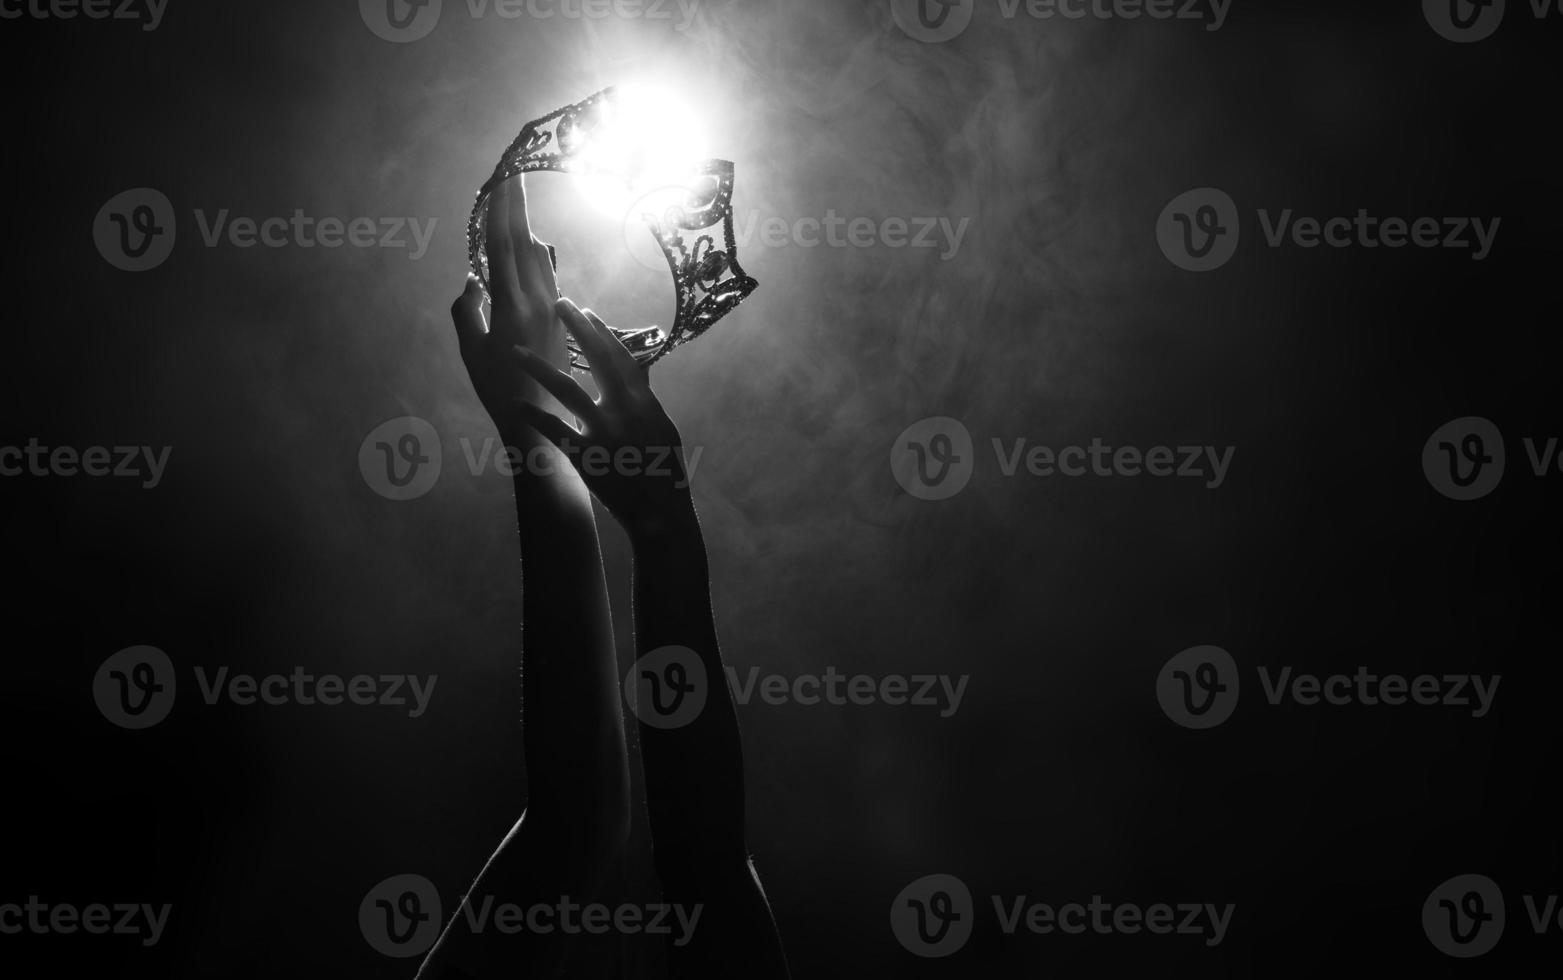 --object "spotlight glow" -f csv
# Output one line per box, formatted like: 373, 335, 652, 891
570, 84, 709, 216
